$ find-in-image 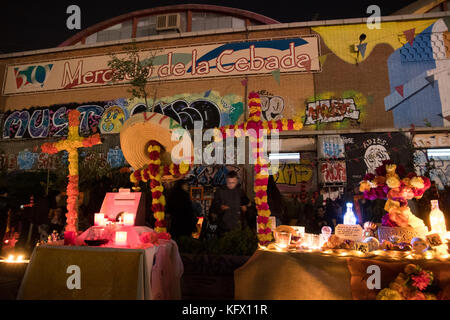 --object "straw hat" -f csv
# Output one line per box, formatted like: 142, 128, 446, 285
120, 112, 193, 178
